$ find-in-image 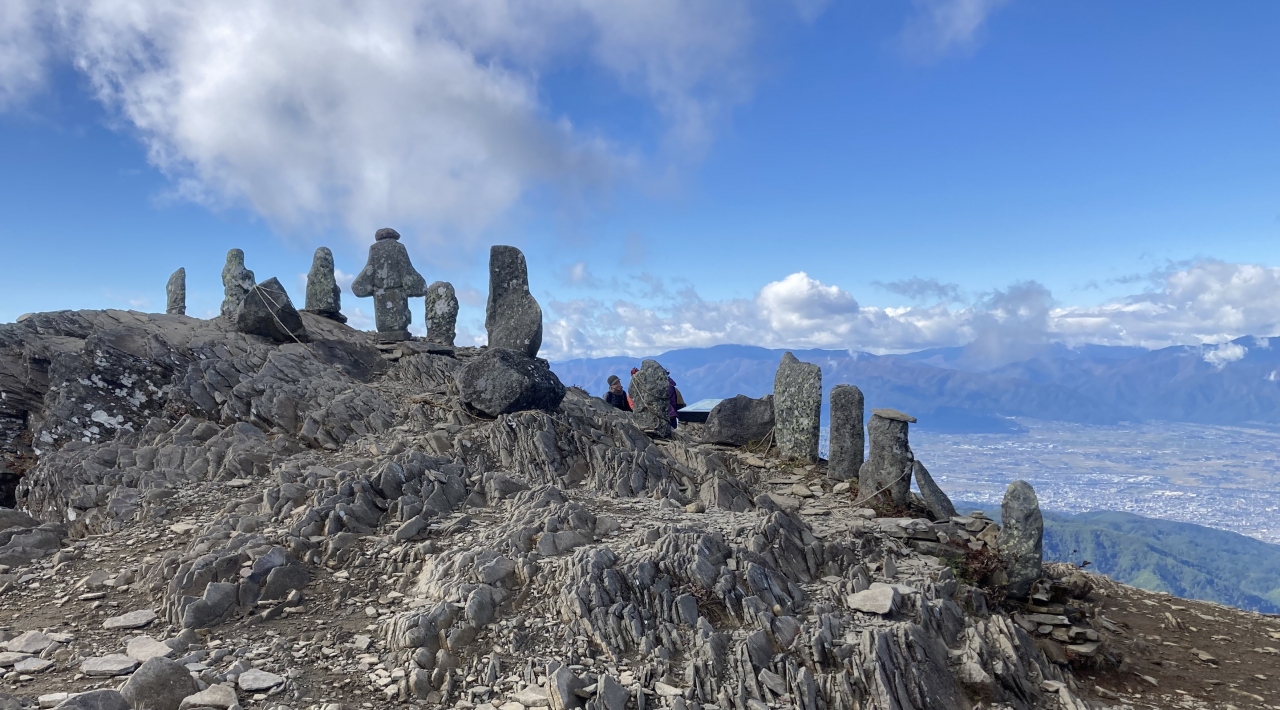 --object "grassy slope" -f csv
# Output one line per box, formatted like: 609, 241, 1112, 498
1041, 510, 1280, 613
